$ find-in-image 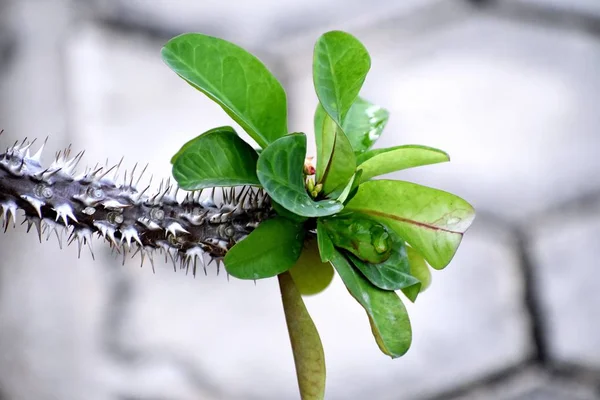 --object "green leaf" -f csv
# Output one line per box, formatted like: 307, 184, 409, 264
343, 97, 389, 154
401, 246, 432, 302
162, 33, 287, 148
314, 107, 356, 194
328, 169, 362, 204
314, 105, 335, 183
329, 247, 412, 358
357, 145, 450, 182
316, 219, 335, 263
278, 272, 326, 400
346, 228, 420, 291
224, 218, 305, 280
289, 237, 334, 296
257, 133, 343, 218
313, 31, 371, 125
346, 180, 476, 269
321, 215, 393, 264
272, 200, 308, 223
171, 126, 259, 190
